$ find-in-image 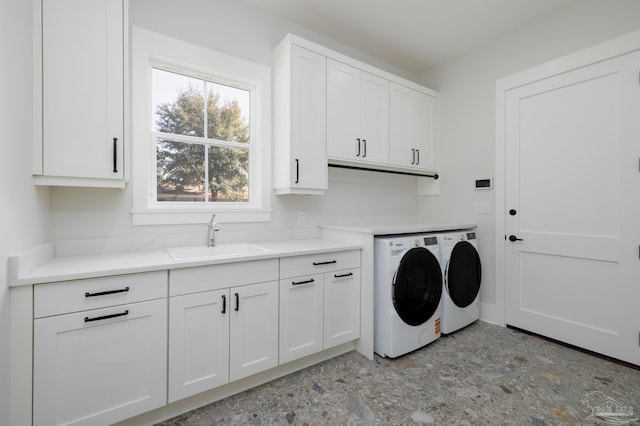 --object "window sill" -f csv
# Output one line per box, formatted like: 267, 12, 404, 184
131, 207, 272, 226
